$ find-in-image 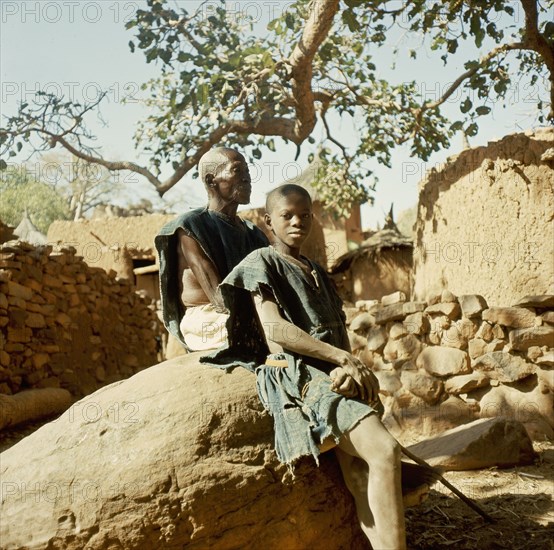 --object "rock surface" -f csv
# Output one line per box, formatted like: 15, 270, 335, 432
416, 347, 471, 377
403, 312, 430, 336
458, 295, 488, 318
0, 241, 163, 397
482, 307, 535, 329
472, 352, 536, 383
349, 312, 375, 332
0, 354, 366, 550
383, 334, 421, 365
381, 291, 406, 306
406, 418, 536, 470
509, 326, 554, 351
374, 303, 405, 324
0, 388, 73, 430
425, 302, 461, 320
514, 295, 554, 309
400, 370, 443, 405
444, 372, 490, 395
478, 378, 554, 439
366, 326, 387, 352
